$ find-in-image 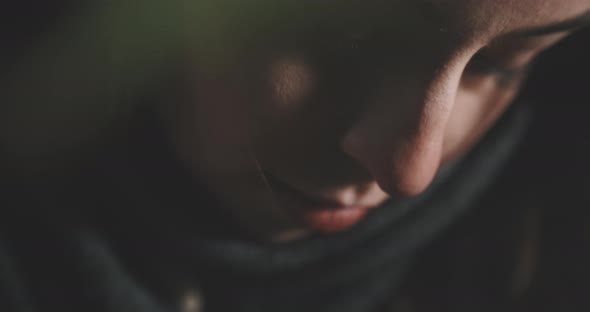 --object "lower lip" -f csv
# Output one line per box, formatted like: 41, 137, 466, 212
296, 205, 370, 233
267, 175, 372, 233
